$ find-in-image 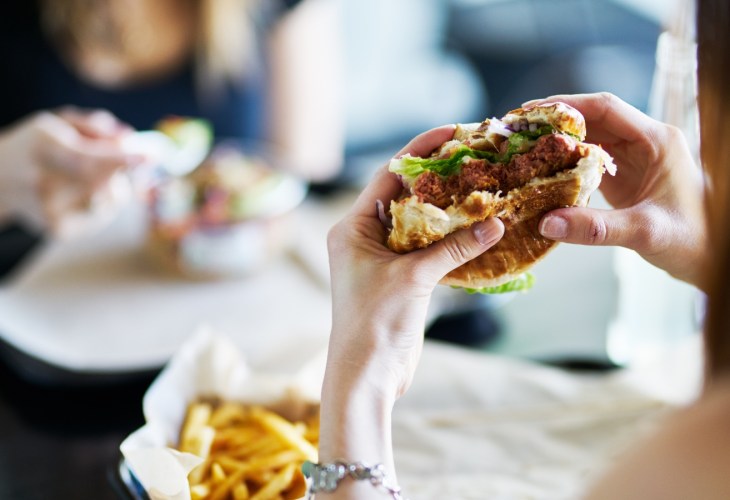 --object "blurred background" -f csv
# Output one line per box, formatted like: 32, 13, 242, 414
0, 0, 699, 373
